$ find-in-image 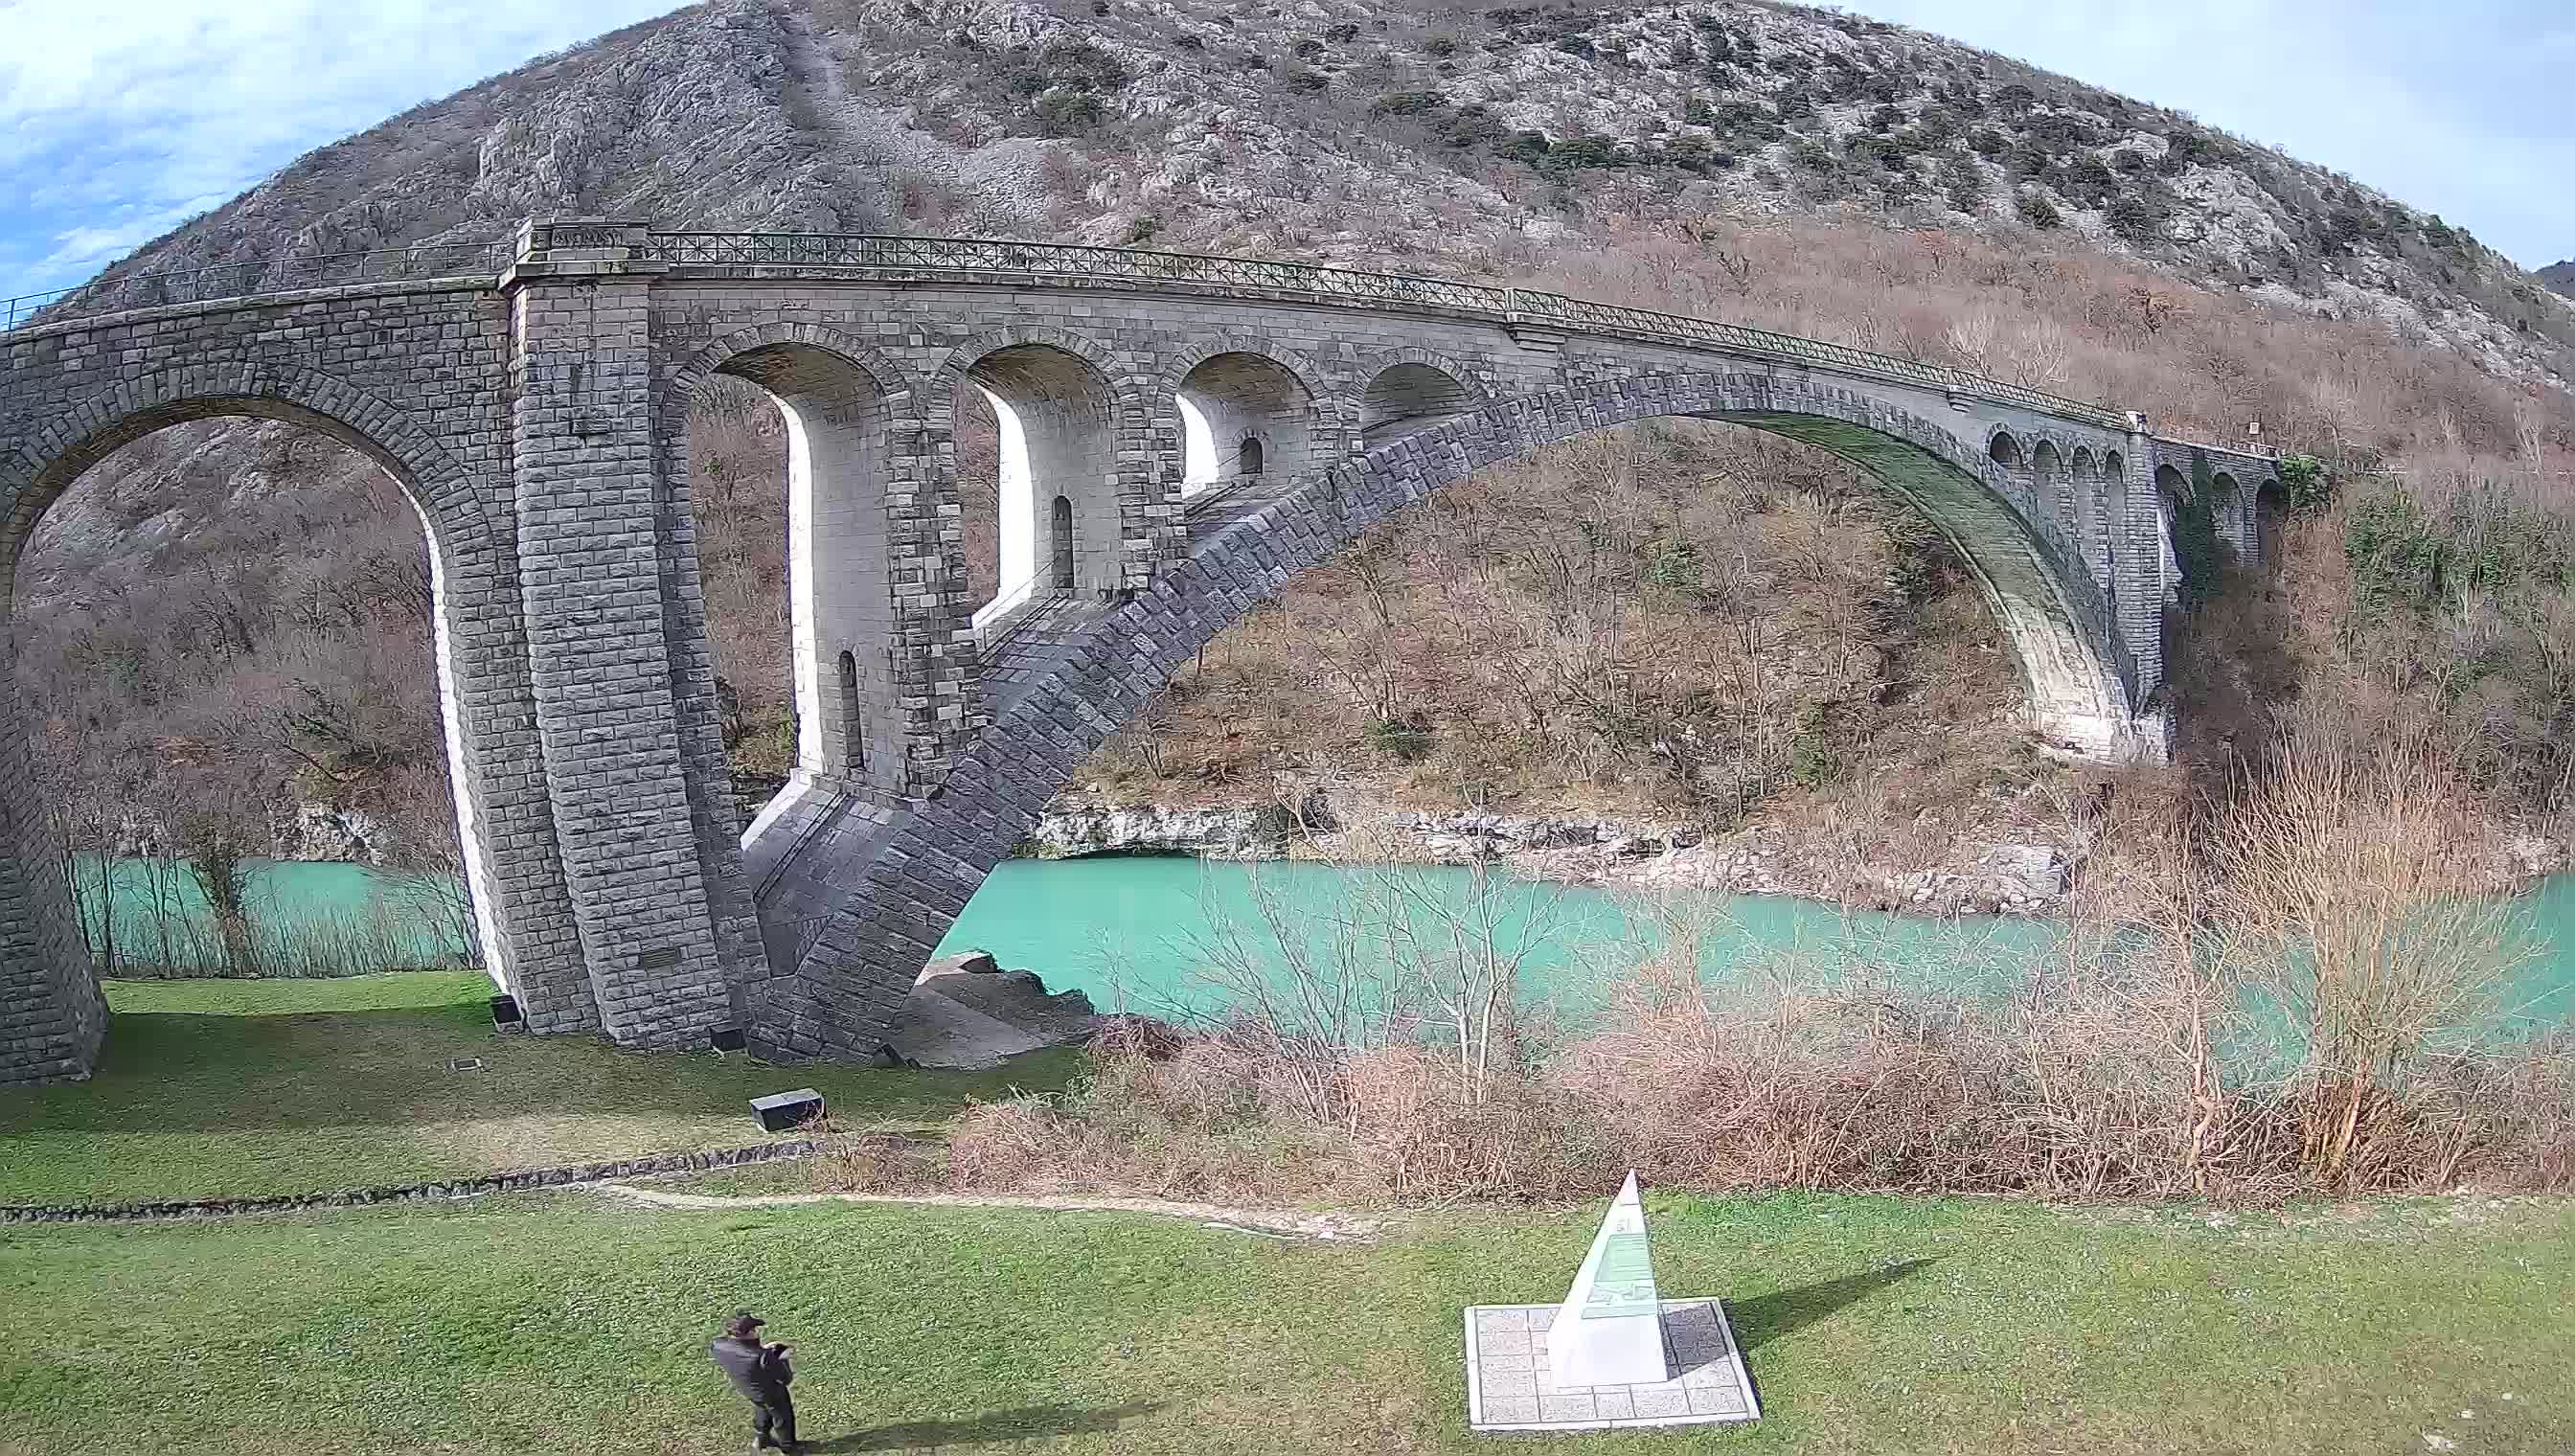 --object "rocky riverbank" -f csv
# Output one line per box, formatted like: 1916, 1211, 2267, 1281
1024, 794, 2572, 918
1026, 794, 2076, 916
